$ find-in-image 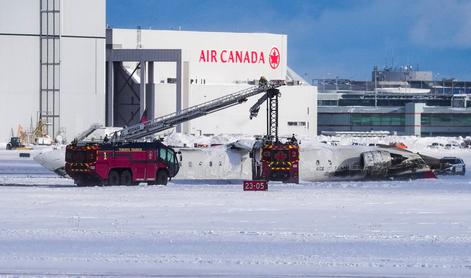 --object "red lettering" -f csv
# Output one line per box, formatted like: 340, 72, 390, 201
235, 51, 242, 63
251, 51, 258, 63
199, 49, 270, 64
211, 50, 217, 62
259, 52, 265, 64
199, 50, 206, 62
220, 50, 227, 63
244, 52, 250, 63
